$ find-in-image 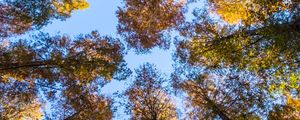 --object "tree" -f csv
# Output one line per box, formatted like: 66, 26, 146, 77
43, 79, 113, 120
173, 1, 300, 119
172, 67, 266, 120
124, 63, 178, 120
0, 0, 89, 37
117, 0, 186, 53
176, 0, 300, 92
0, 31, 130, 82
0, 31, 131, 119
